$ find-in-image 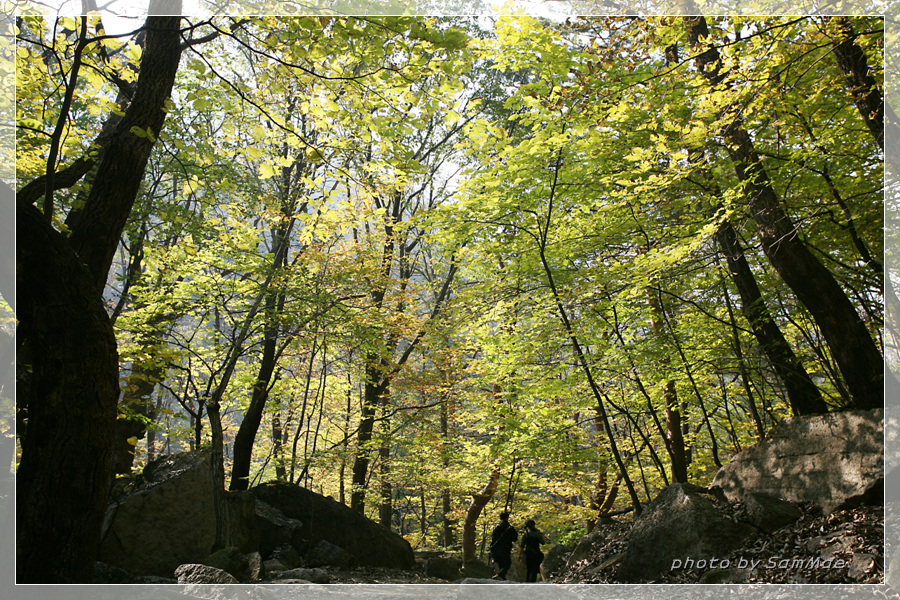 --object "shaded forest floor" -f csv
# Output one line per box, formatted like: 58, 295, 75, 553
254, 503, 885, 585
556, 503, 884, 584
